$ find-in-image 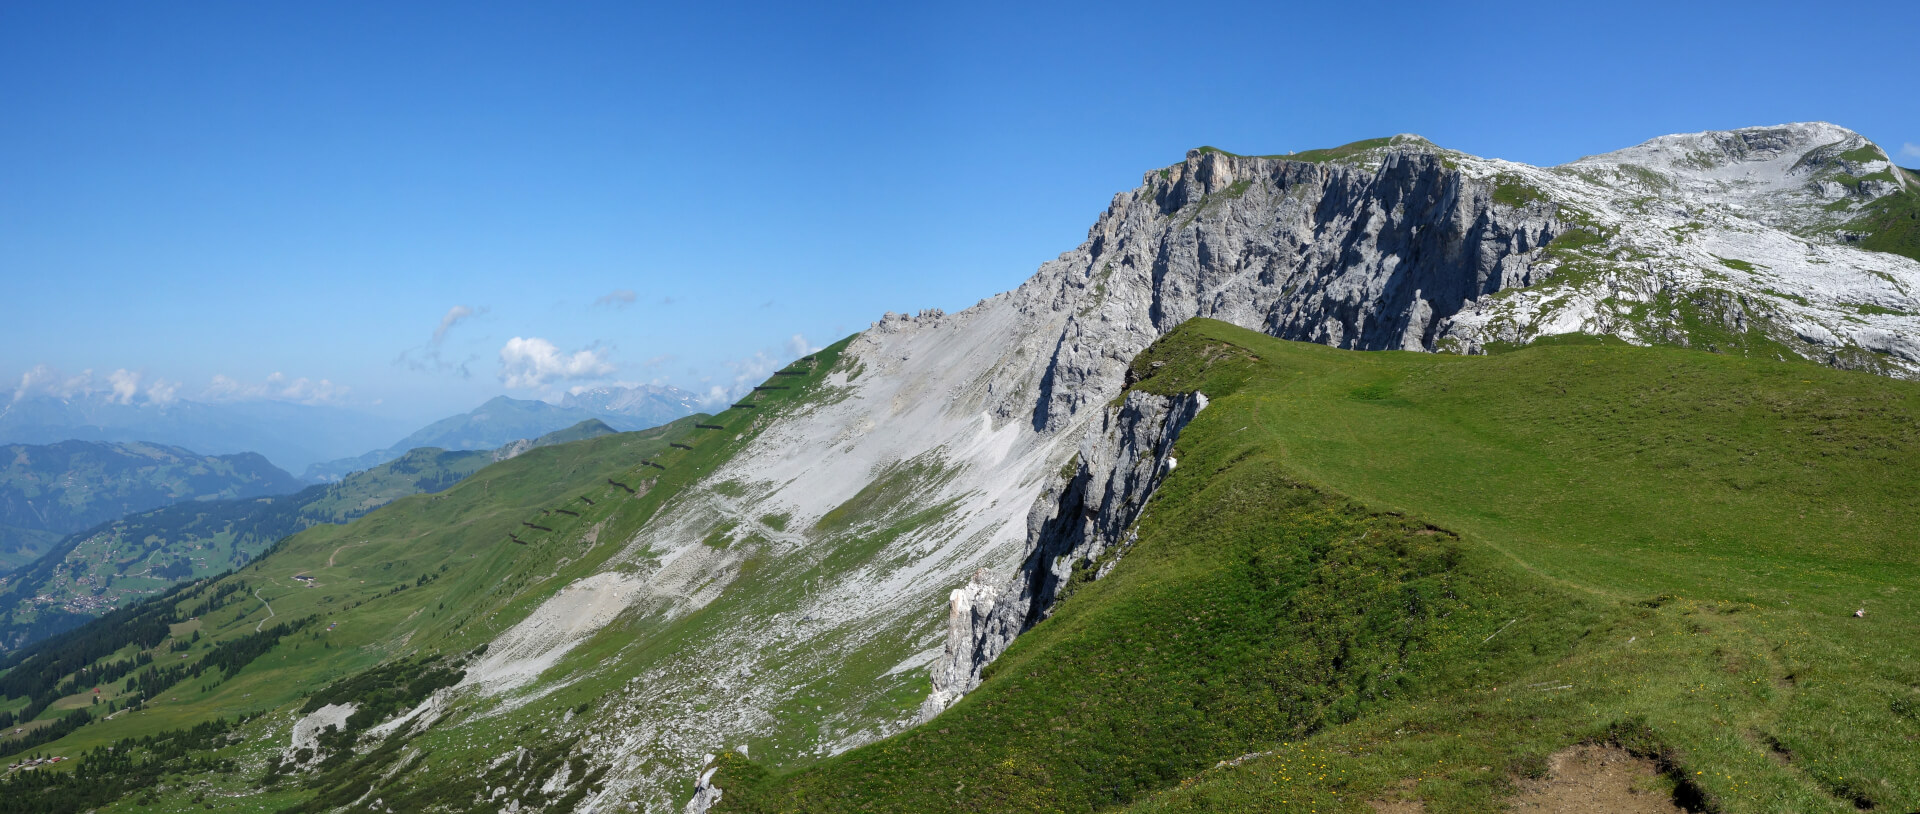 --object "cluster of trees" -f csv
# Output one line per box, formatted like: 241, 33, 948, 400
183, 579, 247, 618
0, 716, 246, 814
0, 708, 91, 757
0, 579, 200, 725
300, 654, 465, 732
0, 668, 143, 732
0, 575, 308, 761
